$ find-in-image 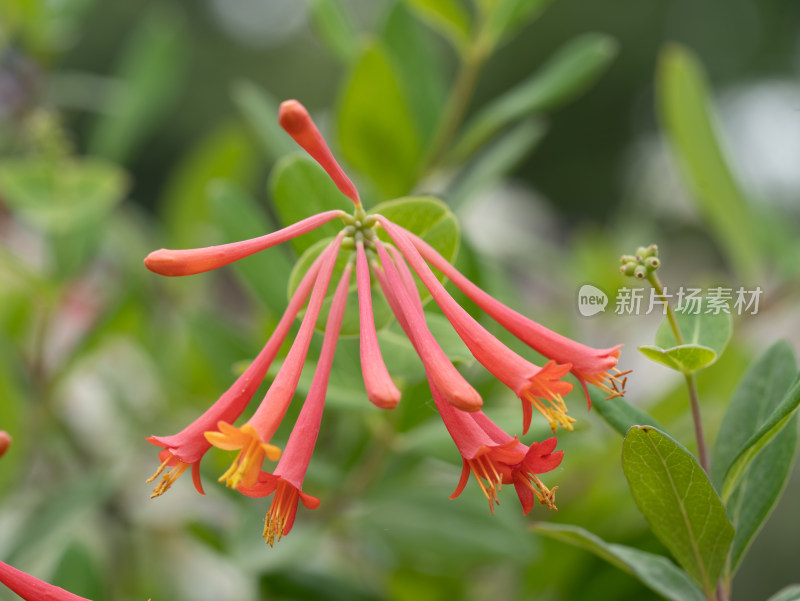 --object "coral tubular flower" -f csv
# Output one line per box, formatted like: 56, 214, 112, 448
144, 209, 345, 276
373, 240, 483, 412
206, 233, 344, 490
279, 99, 361, 206
146, 248, 329, 497
239, 263, 352, 545
356, 237, 401, 409
0, 560, 99, 601
0, 431, 10, 459
378, 217, 574, 433
402, 226, 629, 402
